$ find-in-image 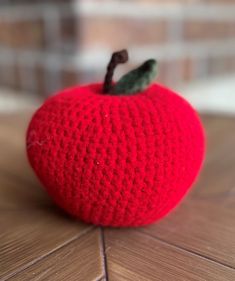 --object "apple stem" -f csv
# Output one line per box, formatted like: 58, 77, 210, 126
103, 49, 129, 94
